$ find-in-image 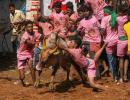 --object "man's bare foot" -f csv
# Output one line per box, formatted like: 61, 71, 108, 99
124, 76, 128, 82
21, 80, 26, 87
